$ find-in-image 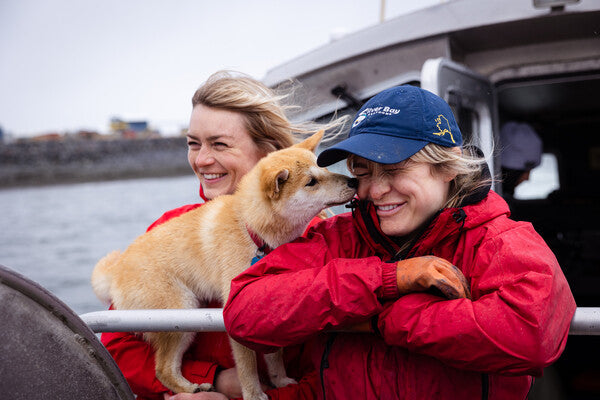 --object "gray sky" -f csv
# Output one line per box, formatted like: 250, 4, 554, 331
0, 0, 441, 138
